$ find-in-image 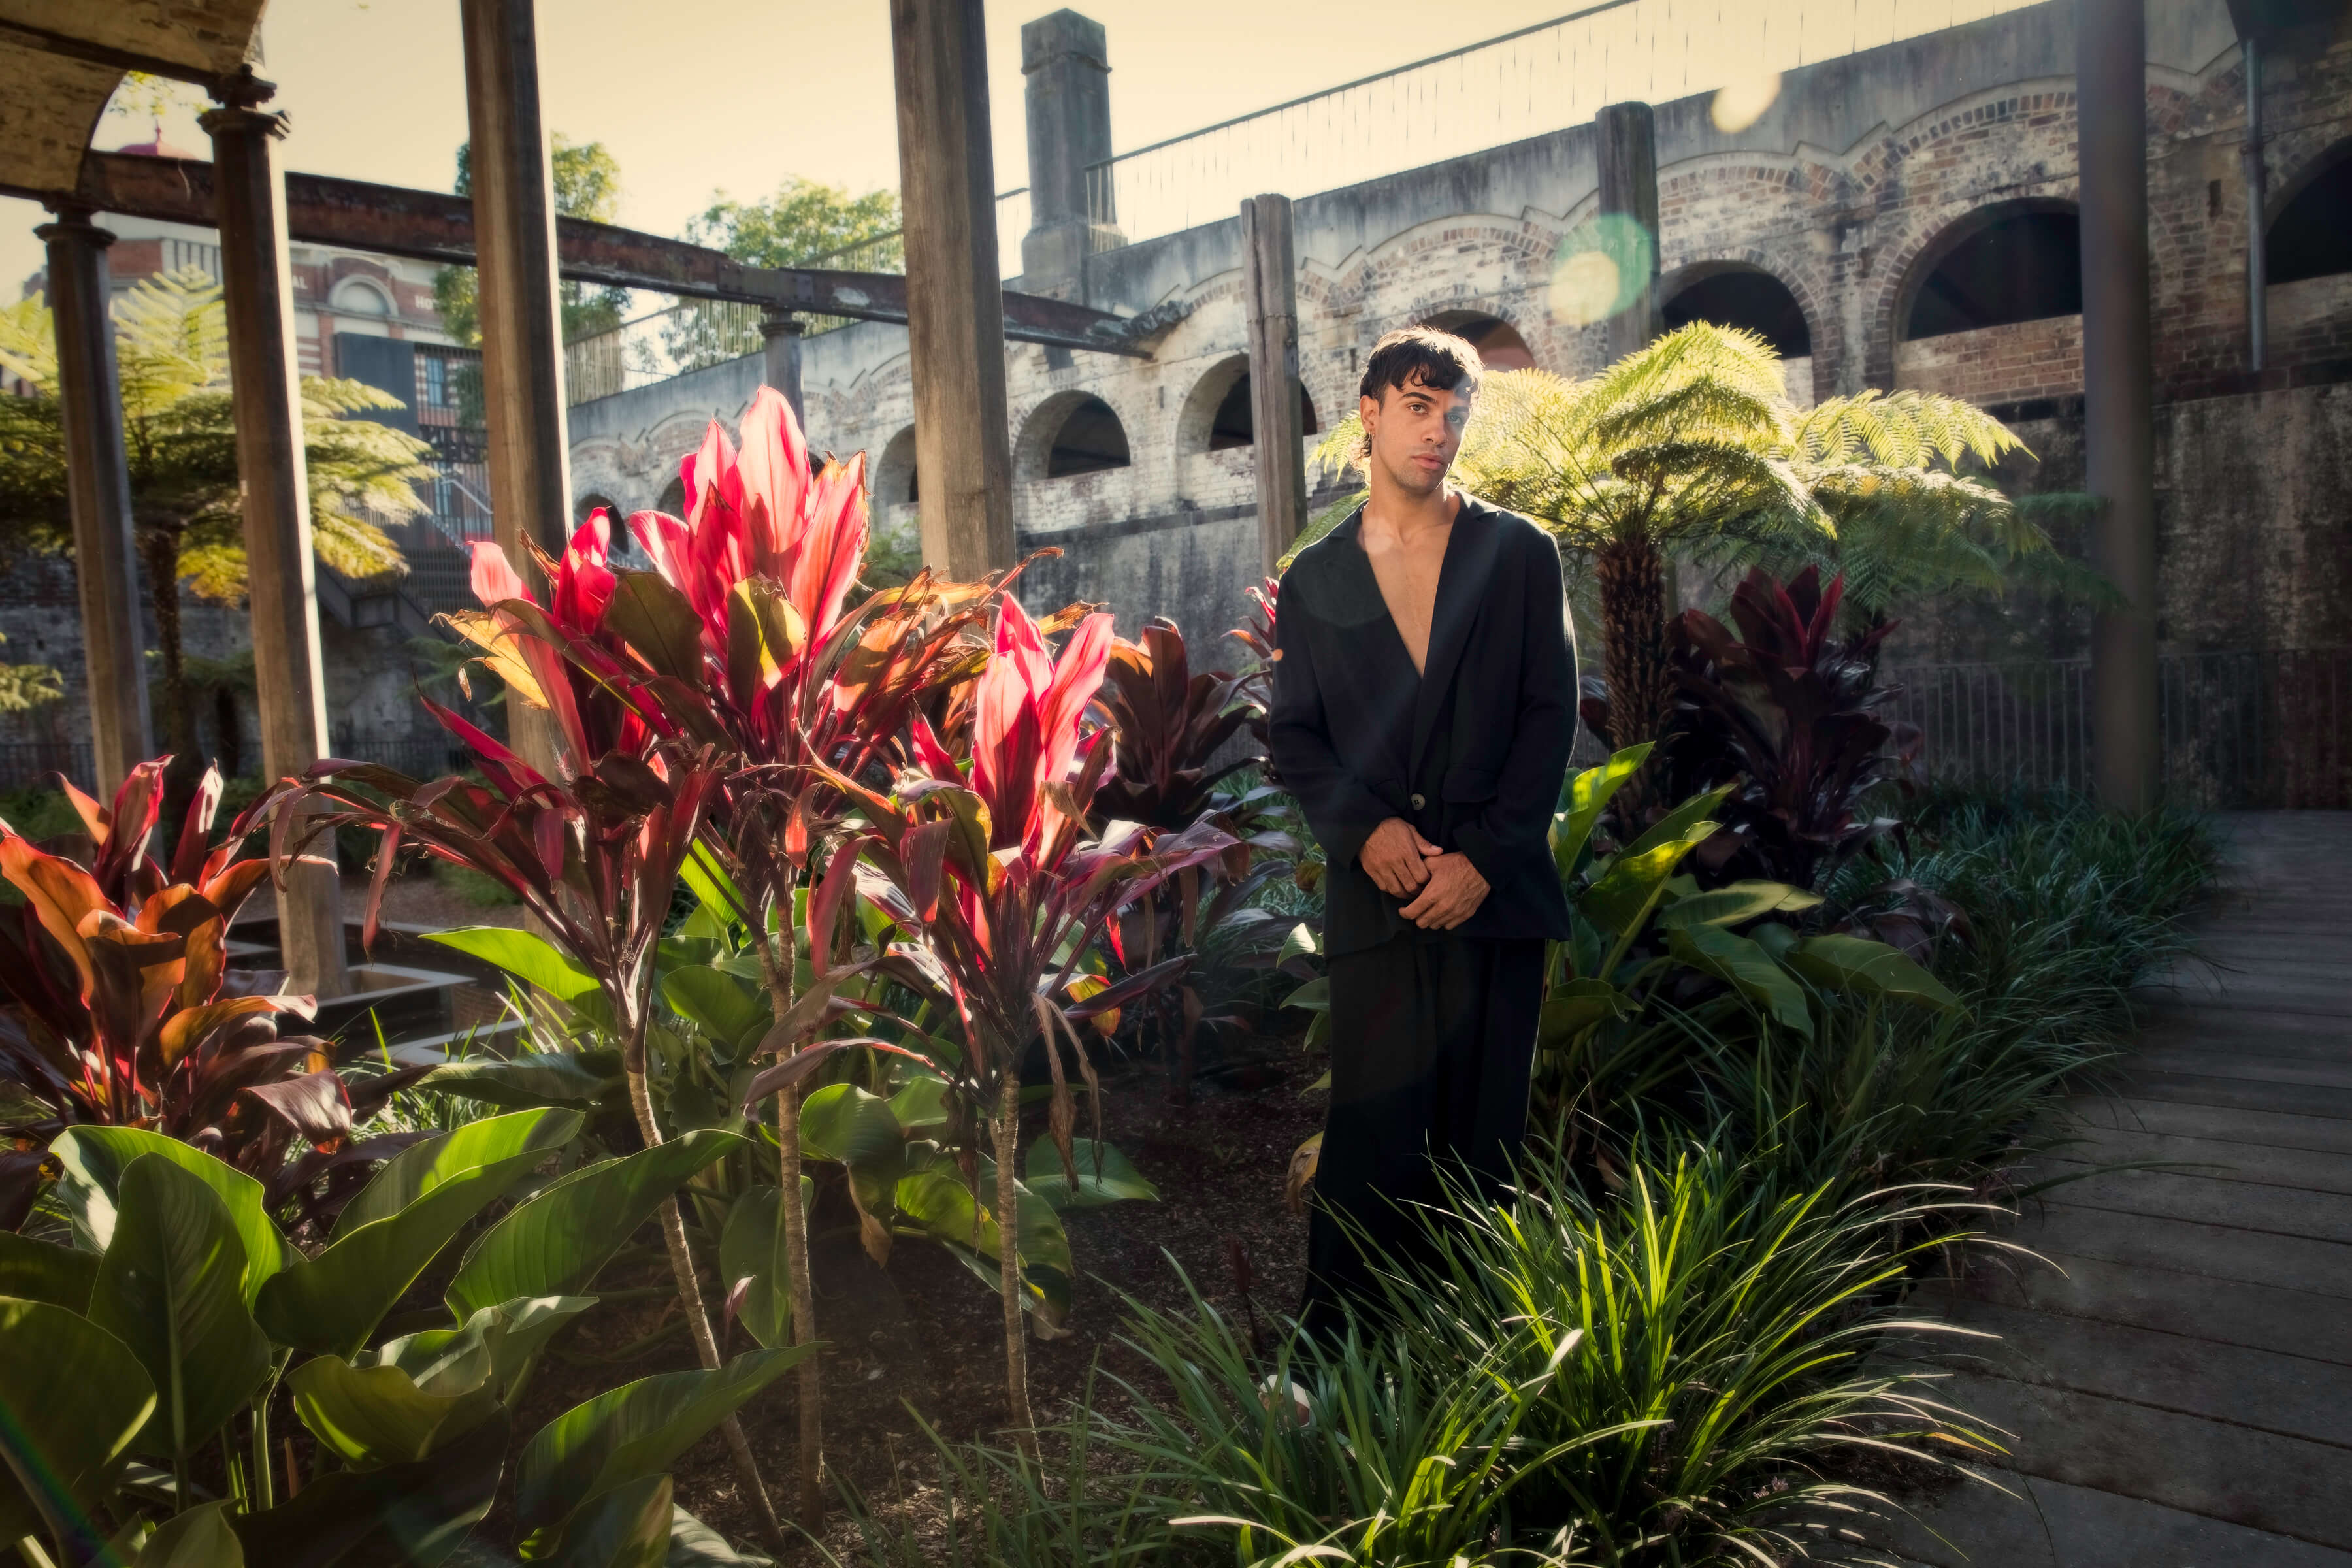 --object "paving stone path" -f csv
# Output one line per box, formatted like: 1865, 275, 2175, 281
1880, 812, 2352, 1567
